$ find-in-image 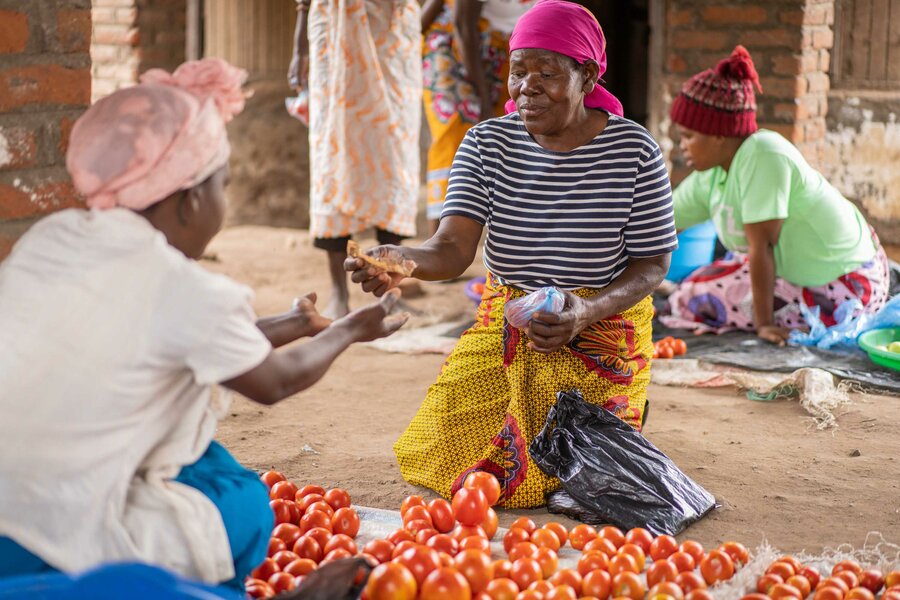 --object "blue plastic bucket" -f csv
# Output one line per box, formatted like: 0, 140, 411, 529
666, 220, 717, 282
